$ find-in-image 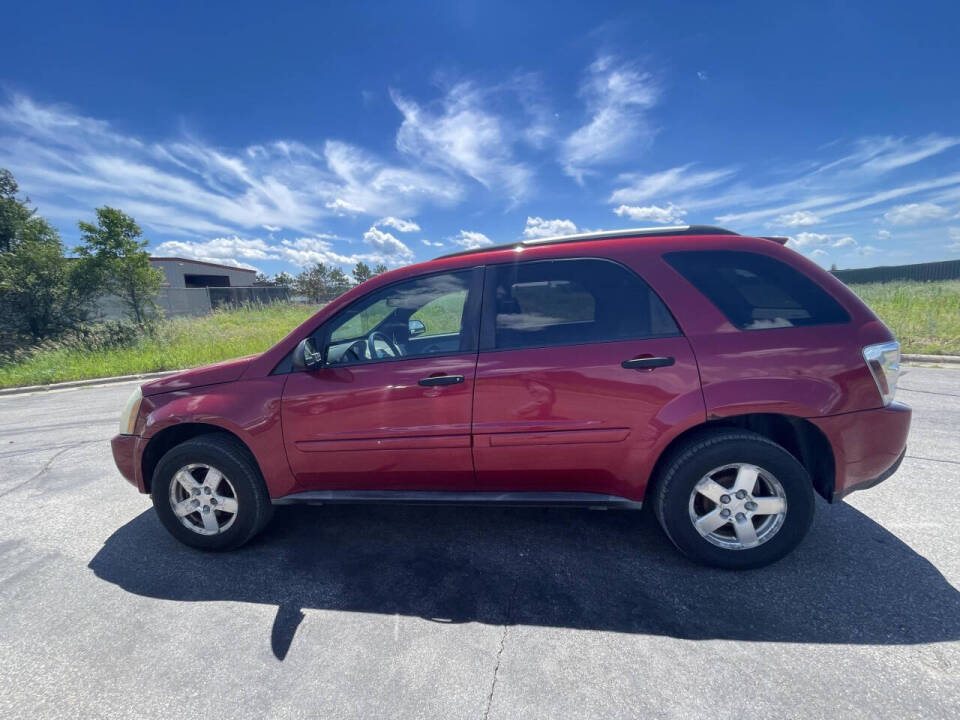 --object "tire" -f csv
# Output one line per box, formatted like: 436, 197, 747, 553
150, 433, 273, 551
652, 429, 814, 569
